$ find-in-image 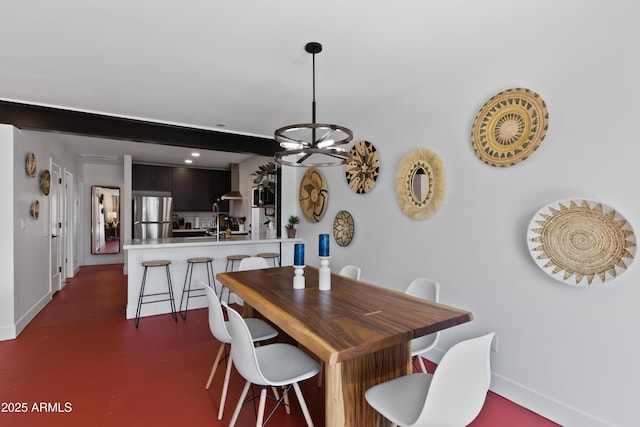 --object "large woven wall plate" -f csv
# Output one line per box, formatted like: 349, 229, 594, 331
345, 140, 380, 194
527, 199, 636, 286
299, 168, 328, 223
396, 149, 446, 220
471, 88, 549, 167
